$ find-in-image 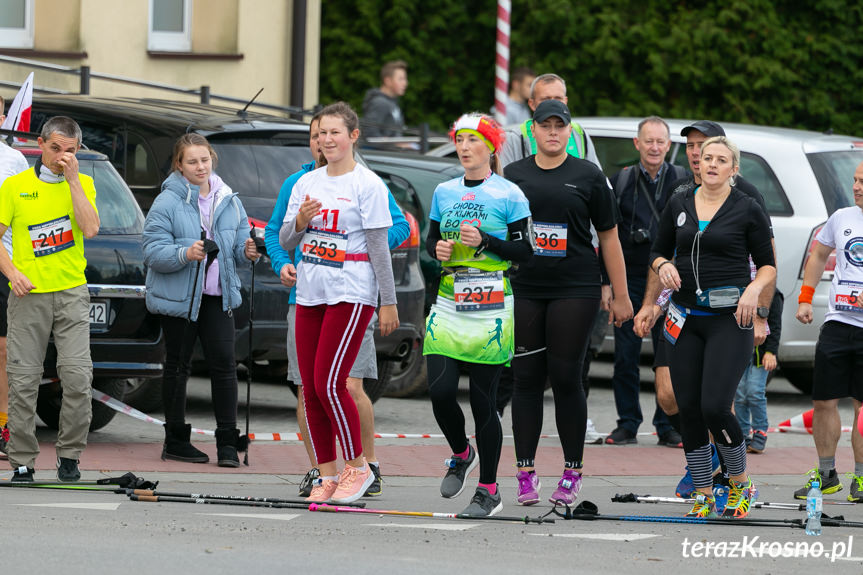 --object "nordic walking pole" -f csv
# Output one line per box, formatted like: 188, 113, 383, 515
128, 489, 366, 508
309, 503, 554, 524
129, 493, 311, 510
0, 483, 128, 493
558, 501, 805, 529
612, 492, 855, 509
243, 224, 264, 466
0, 472, 156, 489
610, 492, 858, 511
